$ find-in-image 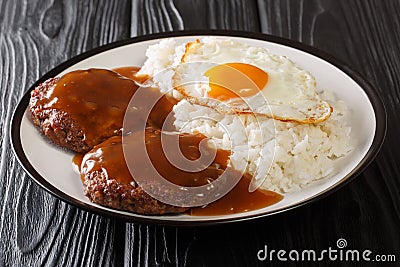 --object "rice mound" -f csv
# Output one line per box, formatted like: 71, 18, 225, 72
138, 38, 353, 193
